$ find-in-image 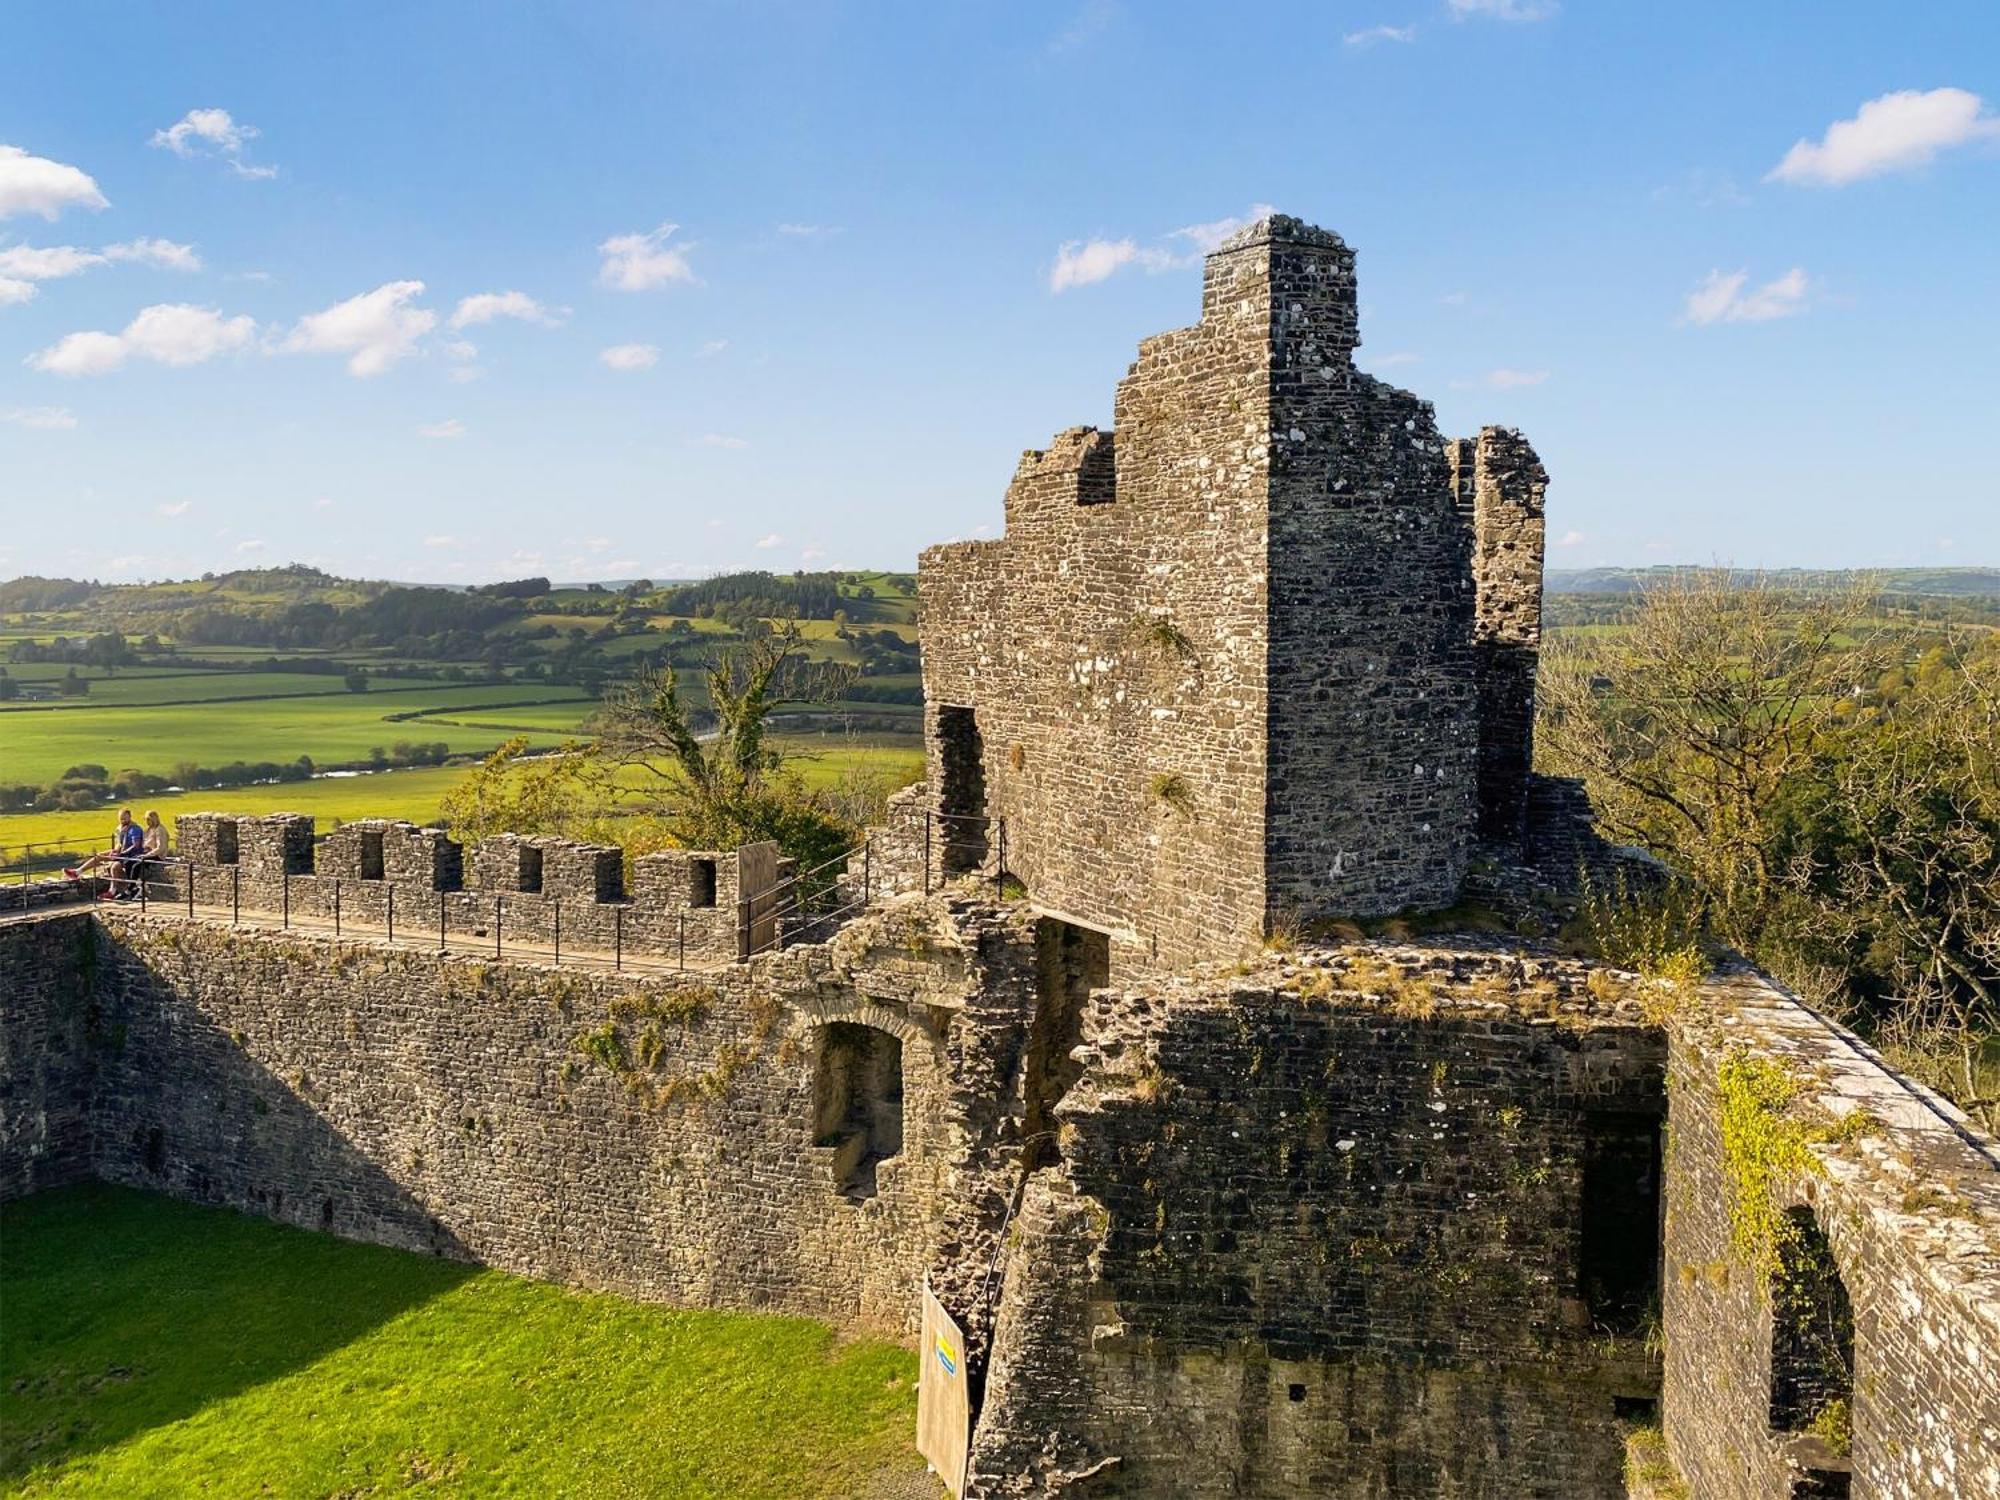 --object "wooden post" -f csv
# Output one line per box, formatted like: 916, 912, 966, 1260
232, 866, 239, 924
439, 891, 446, 951
387, 884, 396, 944
553, 897, 561, 965
334, 879, 341, 937
614, 905, 623, 971
282, 873, 289, 929
495, 896, 502, 958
